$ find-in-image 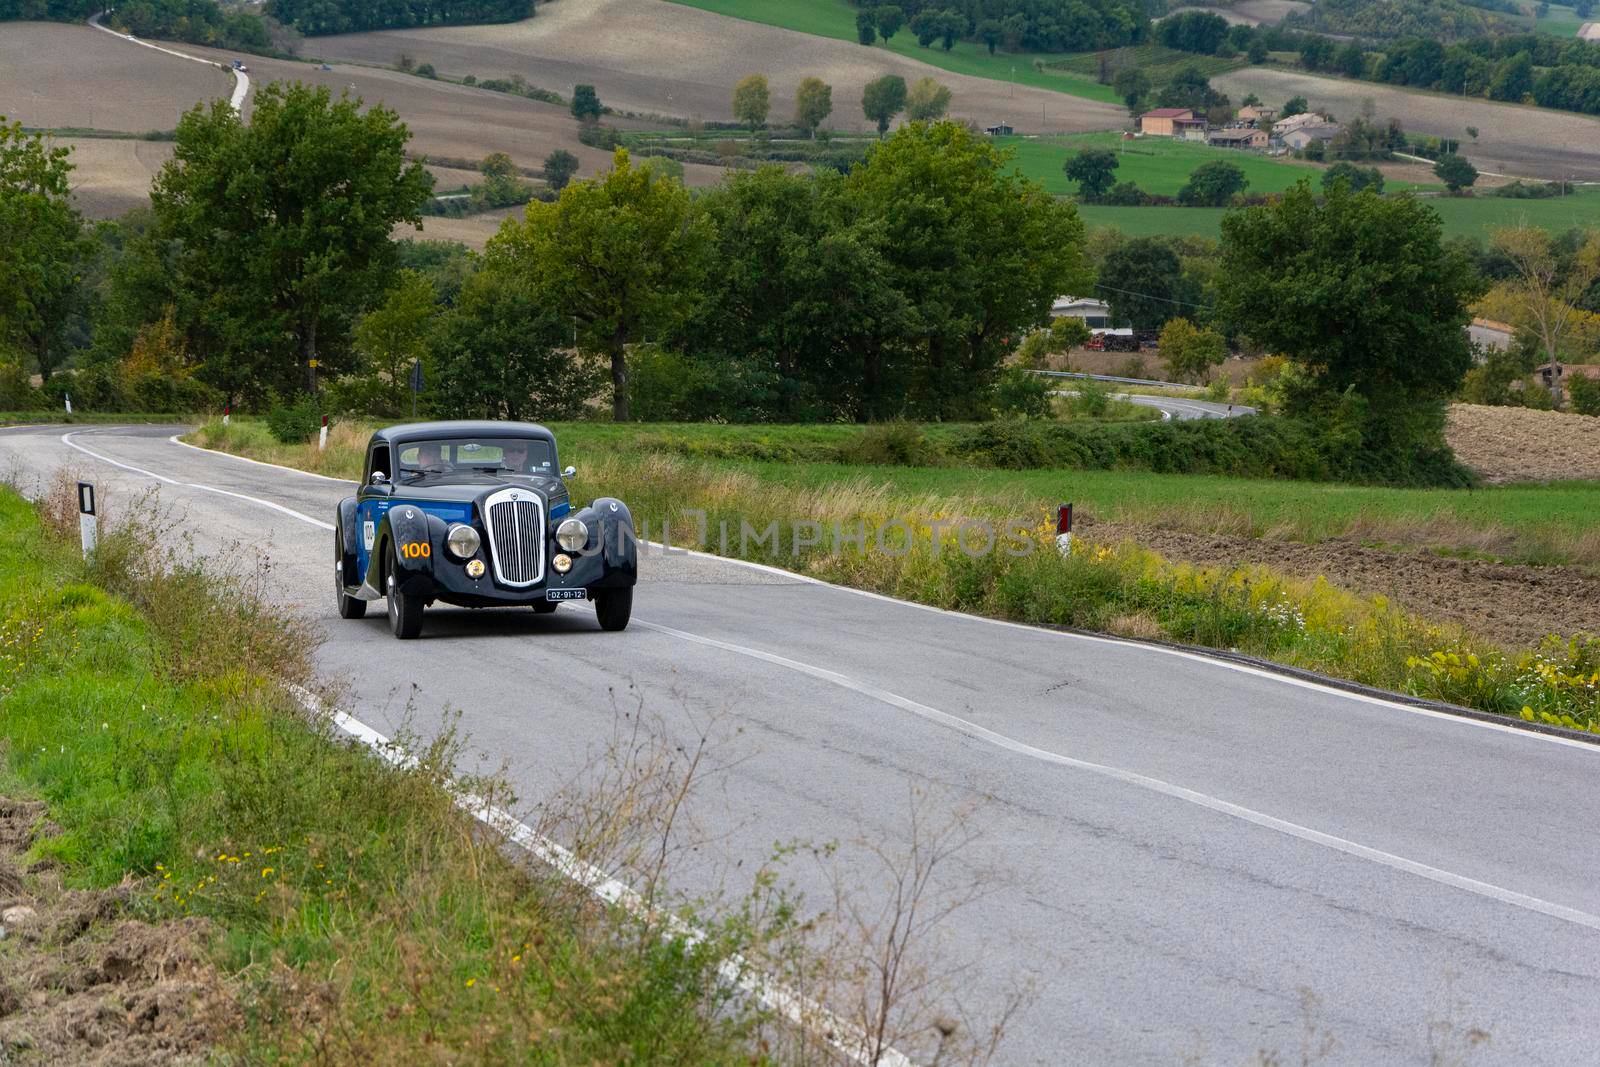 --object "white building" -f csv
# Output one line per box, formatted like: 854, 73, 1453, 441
1050, 296, 1112, 329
